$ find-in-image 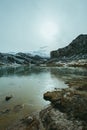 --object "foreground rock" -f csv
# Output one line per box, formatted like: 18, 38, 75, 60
40, 88, 87, 130
40, 106, 83, 130
7, 112, 43, 130
7, 88, 87, 130
44, 89, 87, 121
